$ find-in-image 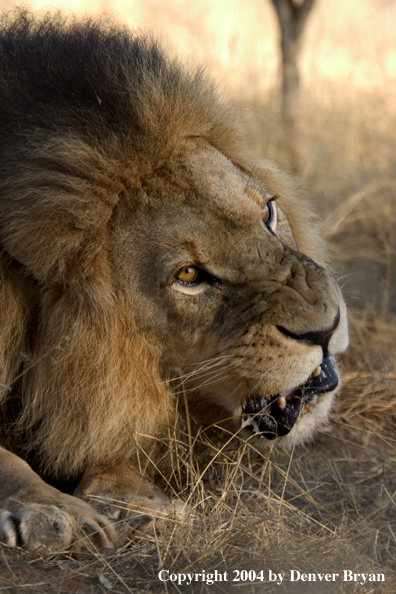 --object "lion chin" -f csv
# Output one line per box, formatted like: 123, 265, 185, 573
0, 10, 348, 552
